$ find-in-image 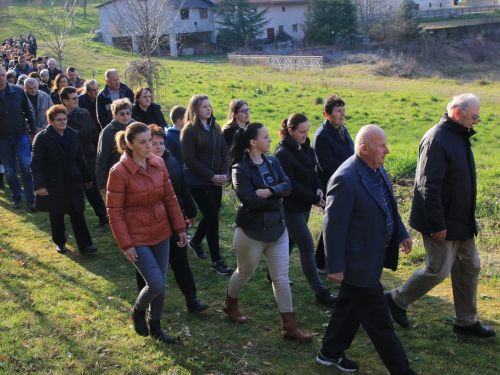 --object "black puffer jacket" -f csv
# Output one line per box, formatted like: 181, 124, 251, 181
275, 135, 323, 213
410, 114, 477, 240
31, 126, 92, 214
232, 153, 291, 230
